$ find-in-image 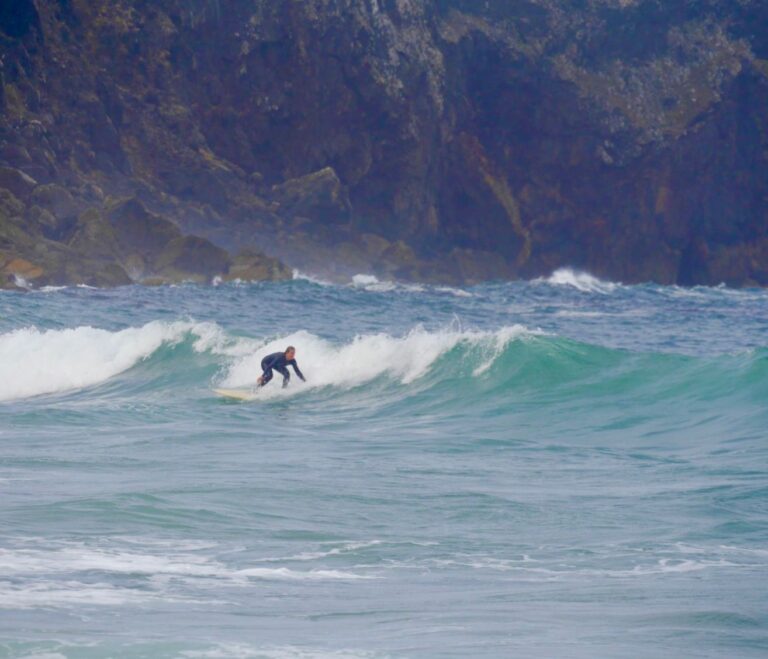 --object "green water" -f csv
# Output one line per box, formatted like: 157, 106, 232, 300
1, 271, 767, 657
